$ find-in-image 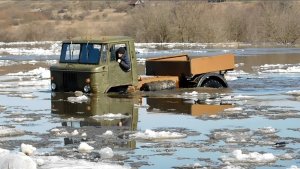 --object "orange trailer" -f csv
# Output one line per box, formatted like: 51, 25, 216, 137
136, 53, 234, 91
